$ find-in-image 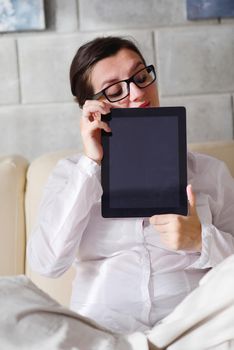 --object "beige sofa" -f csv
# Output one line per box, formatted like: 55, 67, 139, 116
1, 141, 234, 308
